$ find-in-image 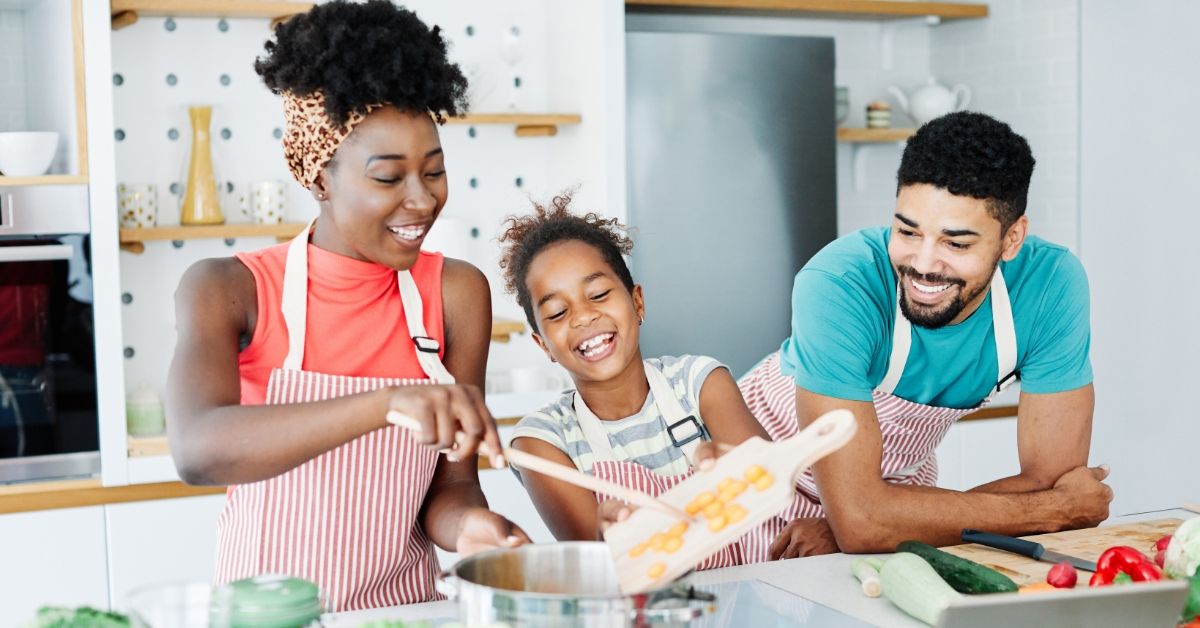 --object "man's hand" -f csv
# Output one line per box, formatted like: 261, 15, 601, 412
1051, 465, 1113, 530
455, 507, 531, 557
769, 517, 840, 560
